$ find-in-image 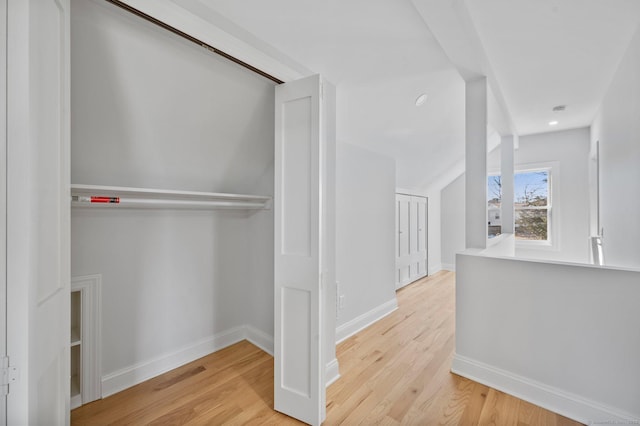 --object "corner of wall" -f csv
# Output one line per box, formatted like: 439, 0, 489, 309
101, 326, 248, 398
245, 325, 274, 356
326, 358, 340, 388
440, 263, 454, 272
427, 190, 442, 276
335, 298, 398, 344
